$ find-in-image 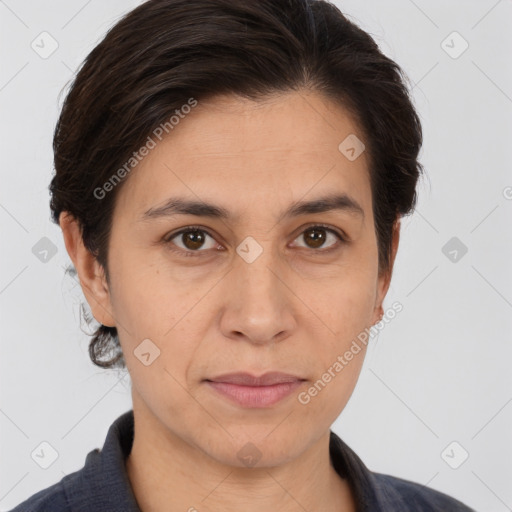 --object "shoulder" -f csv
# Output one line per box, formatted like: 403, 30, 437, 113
7, 448, 100, 512
371, 472, 476, 511
7, 477, 71, 512
8, 410, 139, 511
328, 431, 475, 511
